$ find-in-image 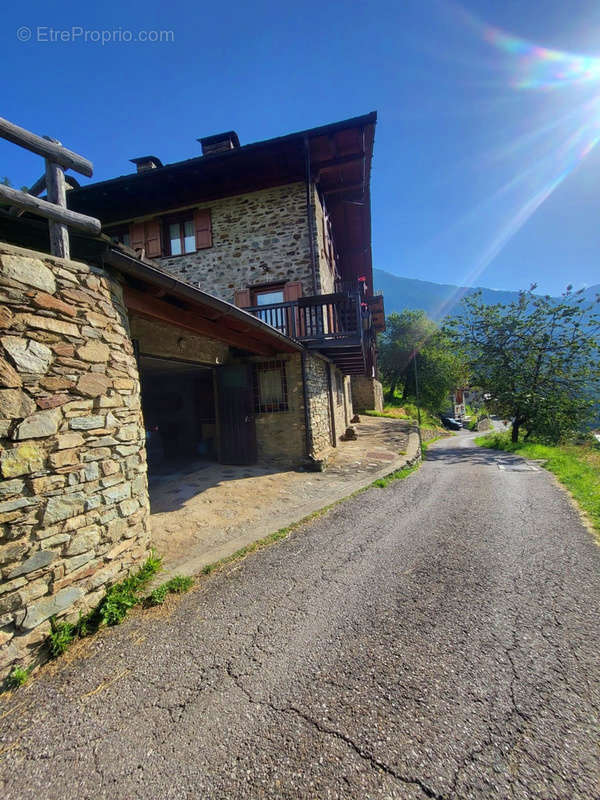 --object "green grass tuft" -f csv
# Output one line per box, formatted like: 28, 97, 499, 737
476, 432, 600, 534
165, 575, 194, 594
44, 551, 164, 662
146, 575, 195, 606
371, 462, 420, 488
48, 619, 77, 658
5, 664, 34, 689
